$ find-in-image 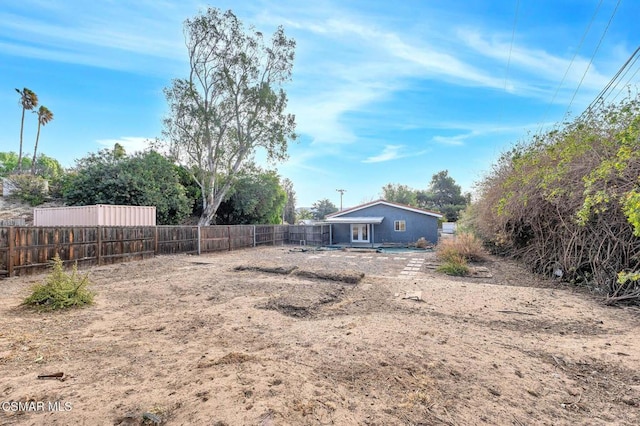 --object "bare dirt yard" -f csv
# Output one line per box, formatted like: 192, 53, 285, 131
1, 246, 639, 425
